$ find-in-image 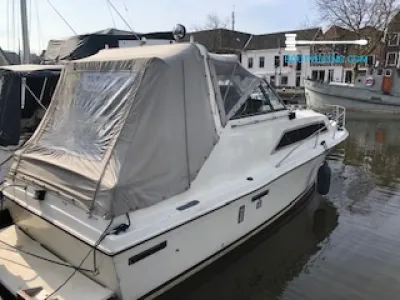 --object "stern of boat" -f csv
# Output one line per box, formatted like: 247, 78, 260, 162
0, 223, 117, 300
